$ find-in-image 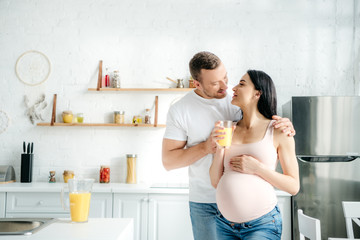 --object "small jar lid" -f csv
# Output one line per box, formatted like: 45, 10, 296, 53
101, 165, 110, 168
126, 154, 137, 158
63, 111, 73, 115
119, 111, 125, 114
63, 170, 74, 175
114, 111, 120, 114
